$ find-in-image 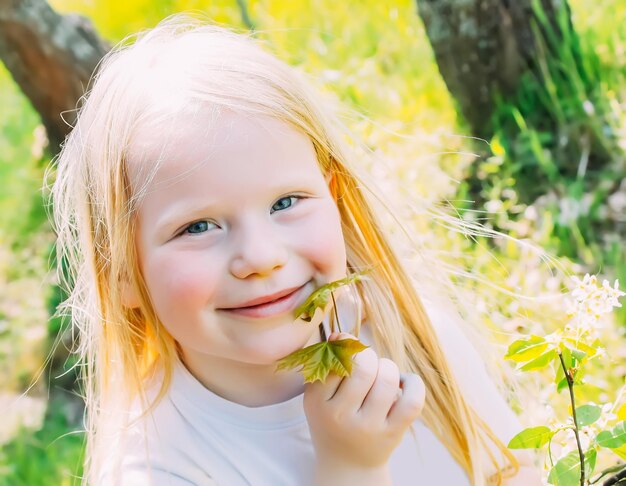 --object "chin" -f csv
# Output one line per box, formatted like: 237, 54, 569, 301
241, 329, 319, 365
